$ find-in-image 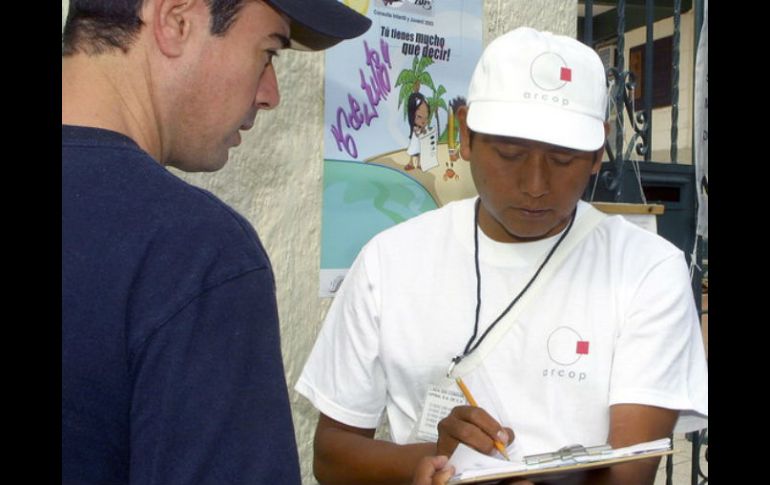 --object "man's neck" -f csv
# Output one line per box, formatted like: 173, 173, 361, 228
62, 52, 162, 161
